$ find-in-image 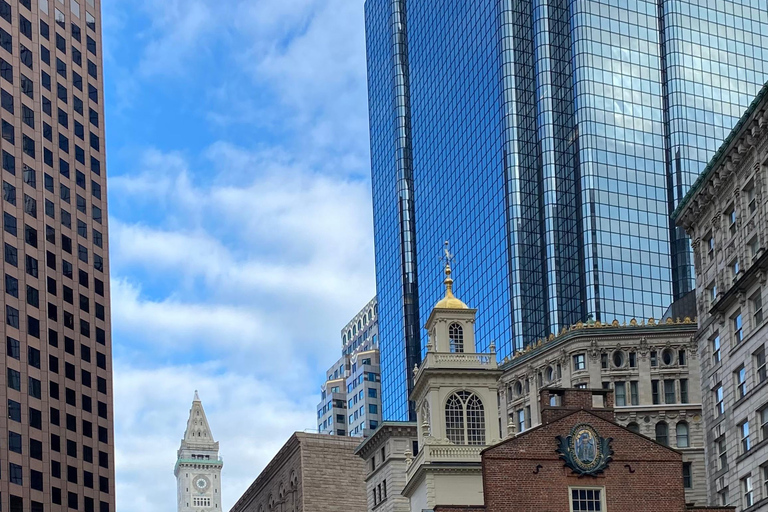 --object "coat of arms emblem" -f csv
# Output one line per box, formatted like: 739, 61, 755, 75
556, 423, 613, 476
